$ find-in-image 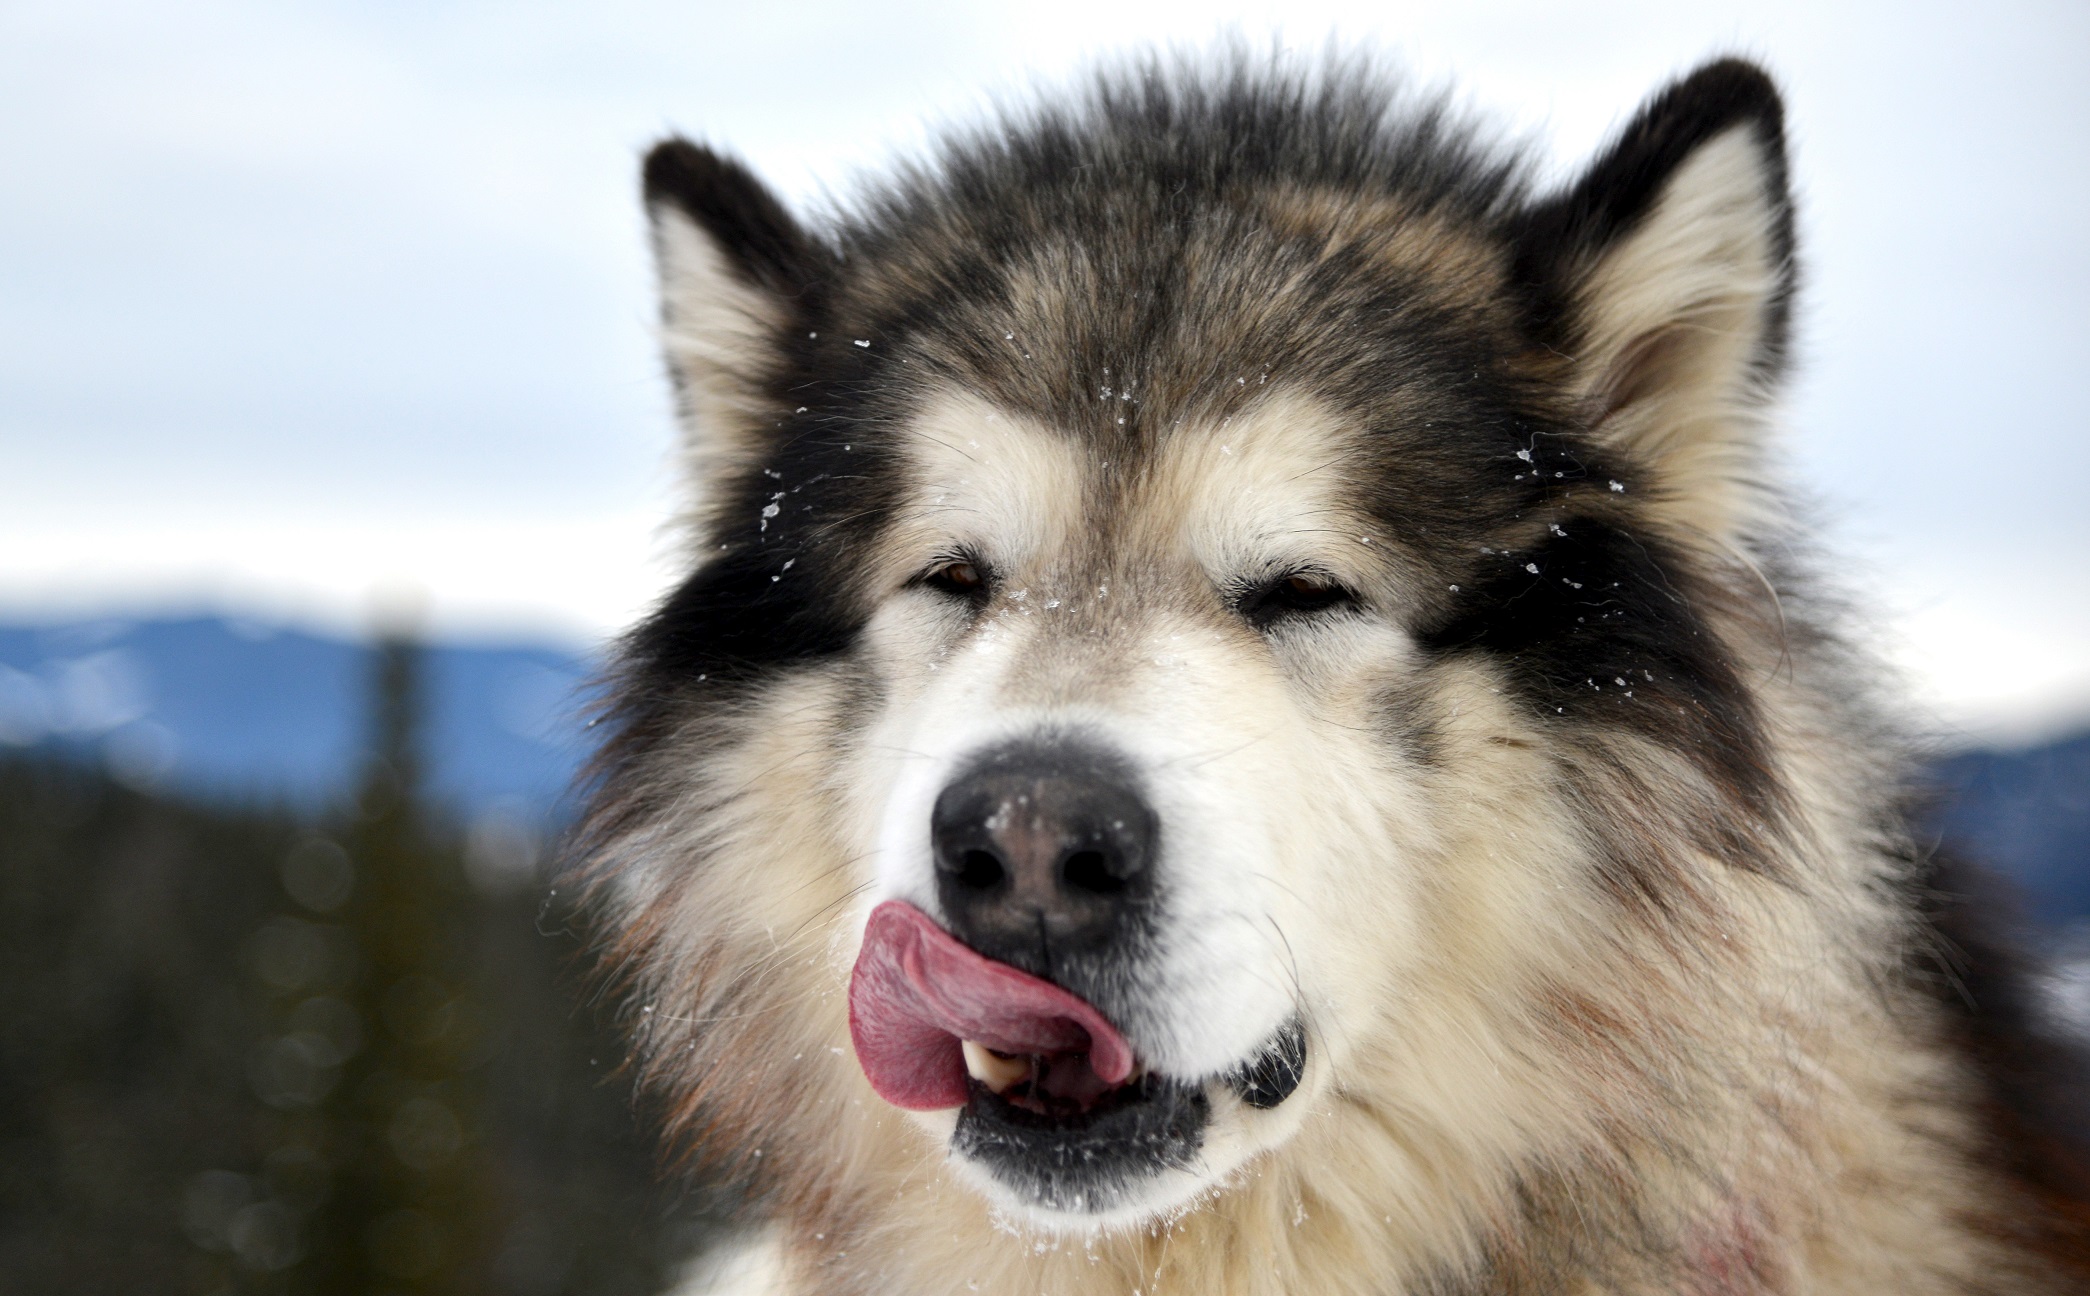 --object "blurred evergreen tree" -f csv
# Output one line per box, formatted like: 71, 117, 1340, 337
0, 754, 305, 1293
0, 629, 715, 1296
302, 633, 500, 1293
